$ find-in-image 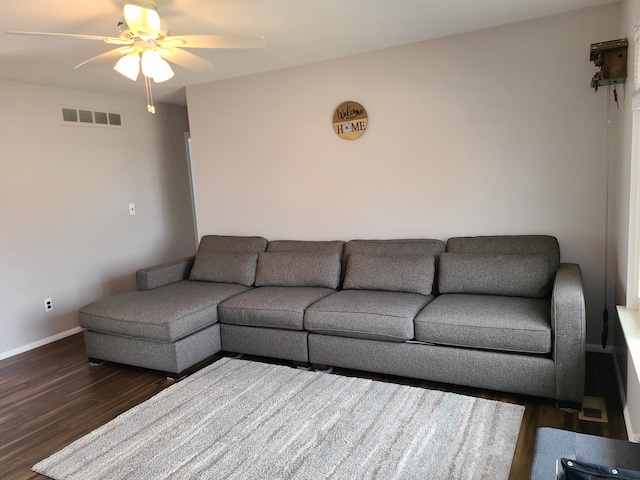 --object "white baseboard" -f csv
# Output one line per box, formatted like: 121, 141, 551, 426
0, 326, 84, 362
612, 347, 640, 442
